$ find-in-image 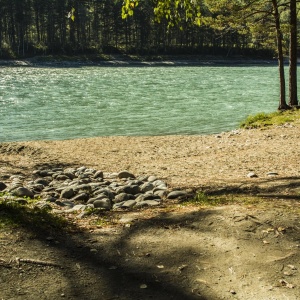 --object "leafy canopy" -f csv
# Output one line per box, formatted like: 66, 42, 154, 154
122, 0, 201, 27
